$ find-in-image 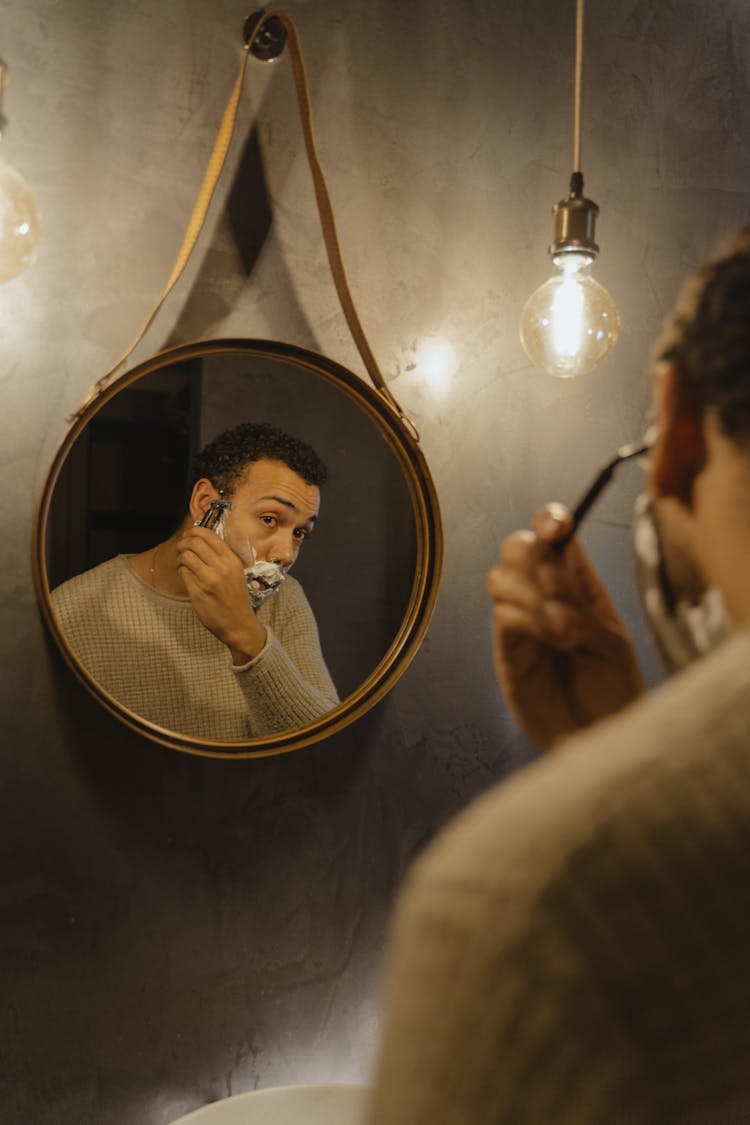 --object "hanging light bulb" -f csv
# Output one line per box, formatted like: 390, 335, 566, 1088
0, 157, 40, 283
0, 59, 40, 284
519, 0, 619, 378
520, 173, 619, 378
